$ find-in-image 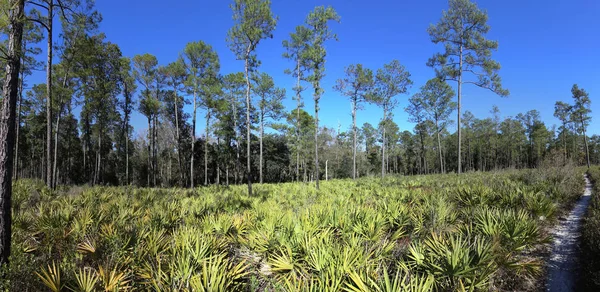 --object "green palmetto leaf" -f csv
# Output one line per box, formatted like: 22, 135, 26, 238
98, 265, 130, 292
343, 270, 370, 292
36, 262, 62, 292
269, 245, 294, 273
69, 267, 99, 292
190, 254, 249, 292
76, 238, 96, 254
